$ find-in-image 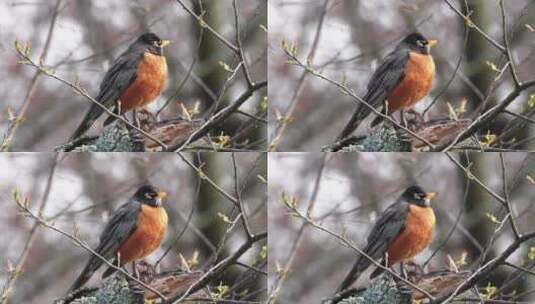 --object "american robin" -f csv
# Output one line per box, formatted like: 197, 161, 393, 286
337, 185, 436, 292
337, 33, 437, 140
70, 33, 170, 140
69, 184, 168, 291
